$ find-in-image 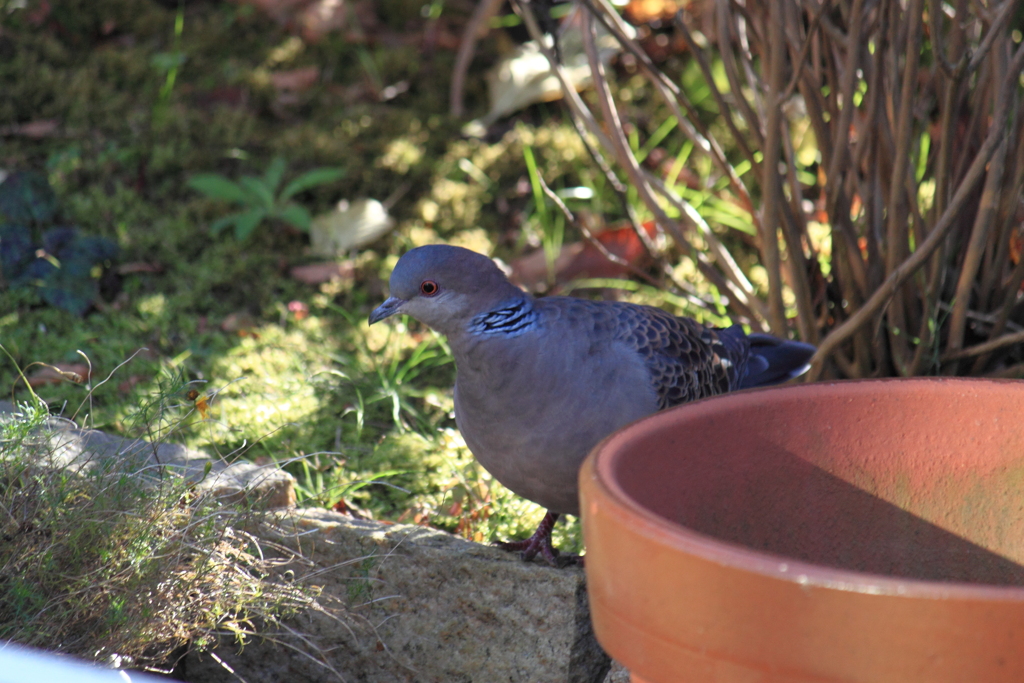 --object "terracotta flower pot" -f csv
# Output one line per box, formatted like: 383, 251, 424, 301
580, 378, 1024, 683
